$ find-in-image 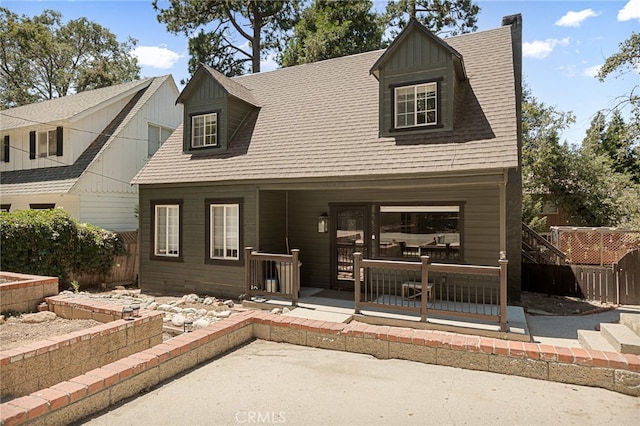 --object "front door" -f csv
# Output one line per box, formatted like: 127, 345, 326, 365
331, 205, 370, 290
